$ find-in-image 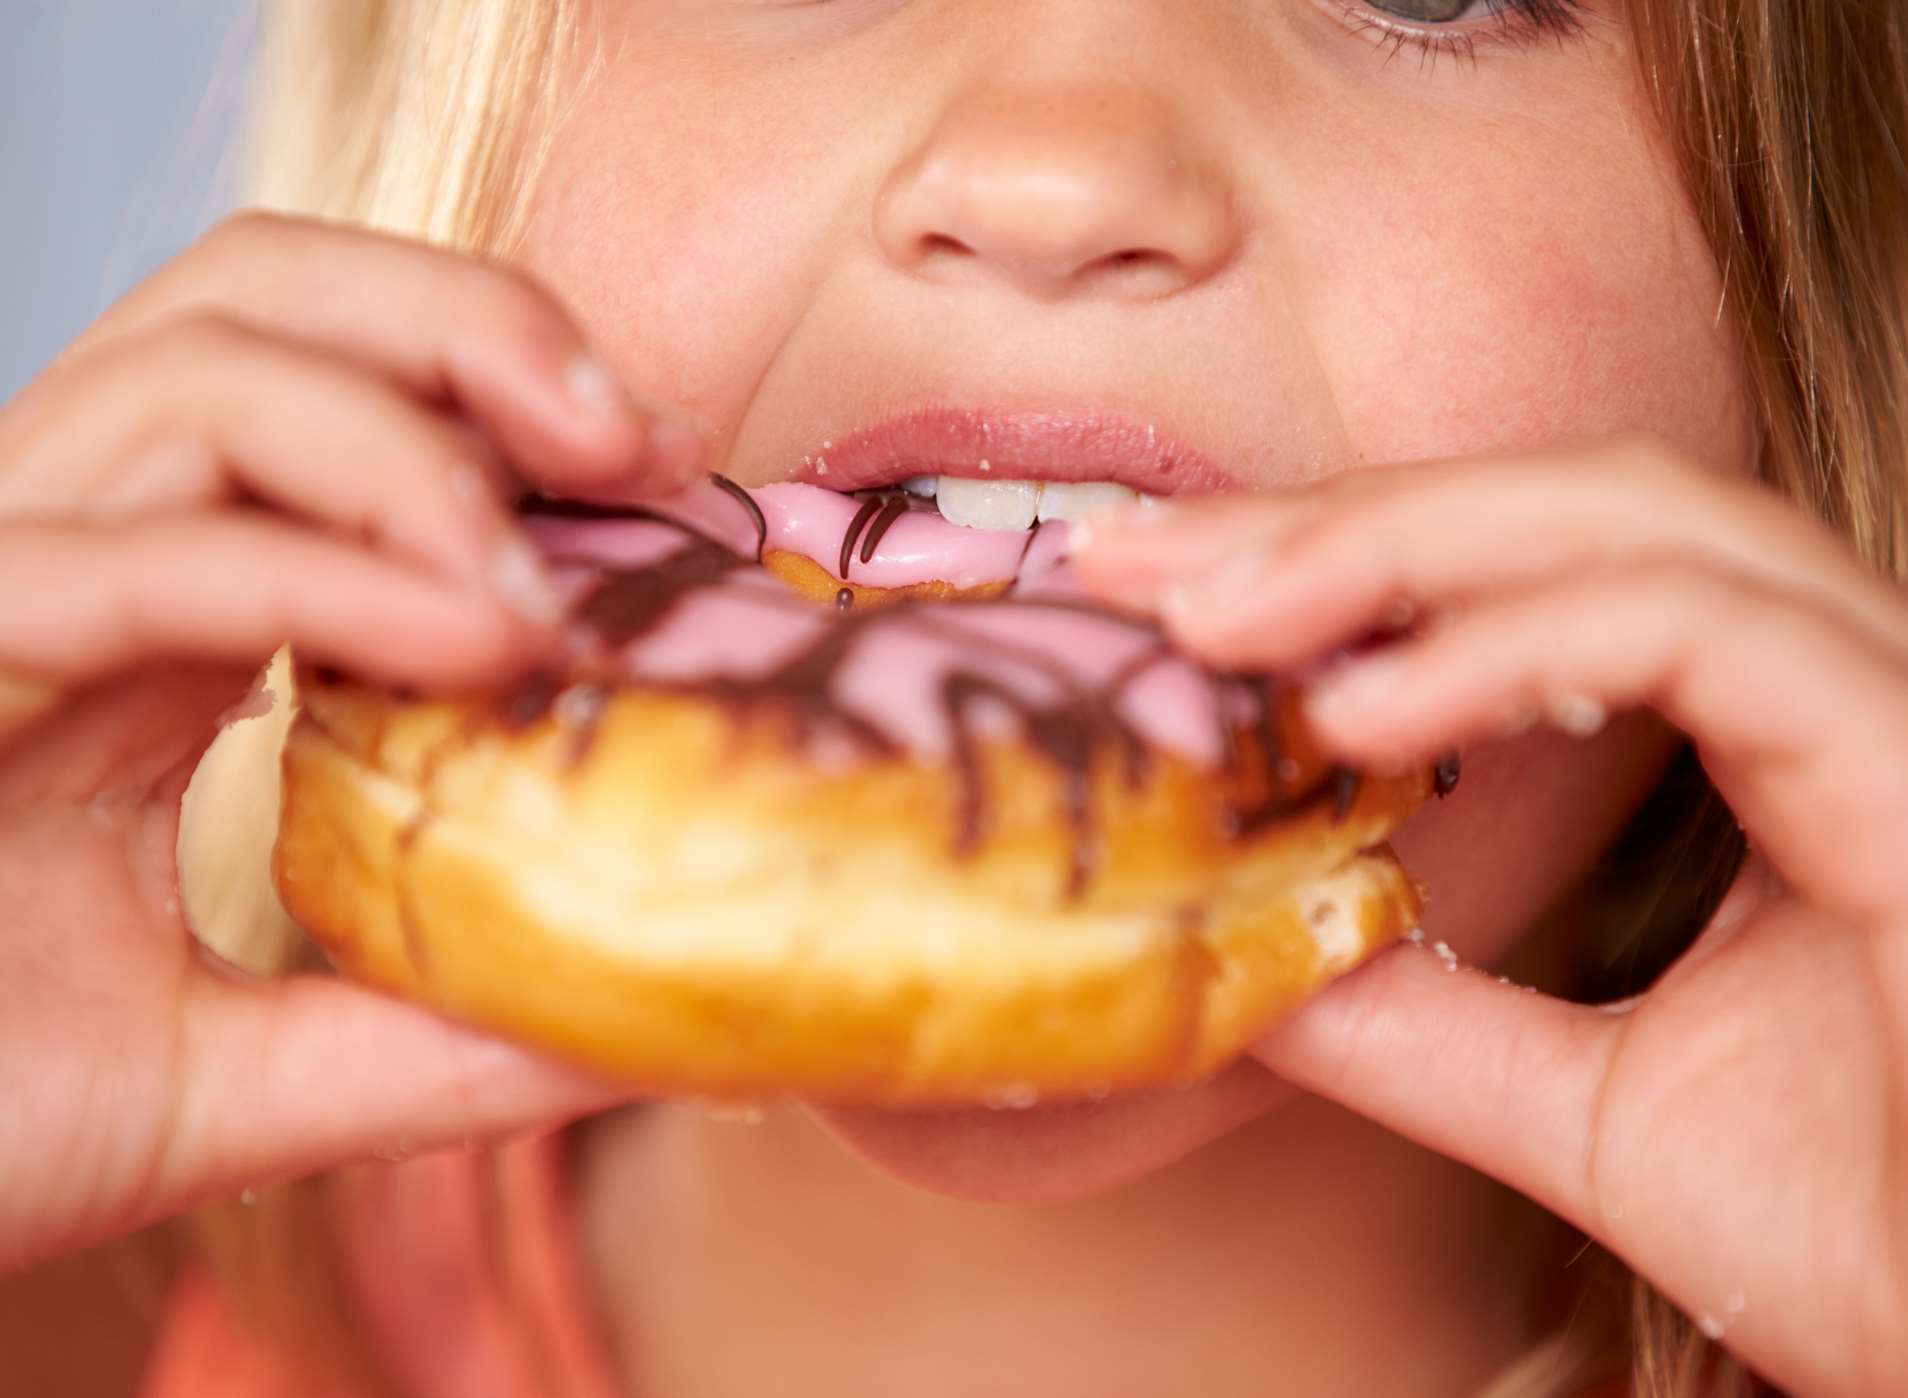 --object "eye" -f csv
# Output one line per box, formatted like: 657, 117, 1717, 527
1363, 0, 1478, 18
1334, 0, 1590, 60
